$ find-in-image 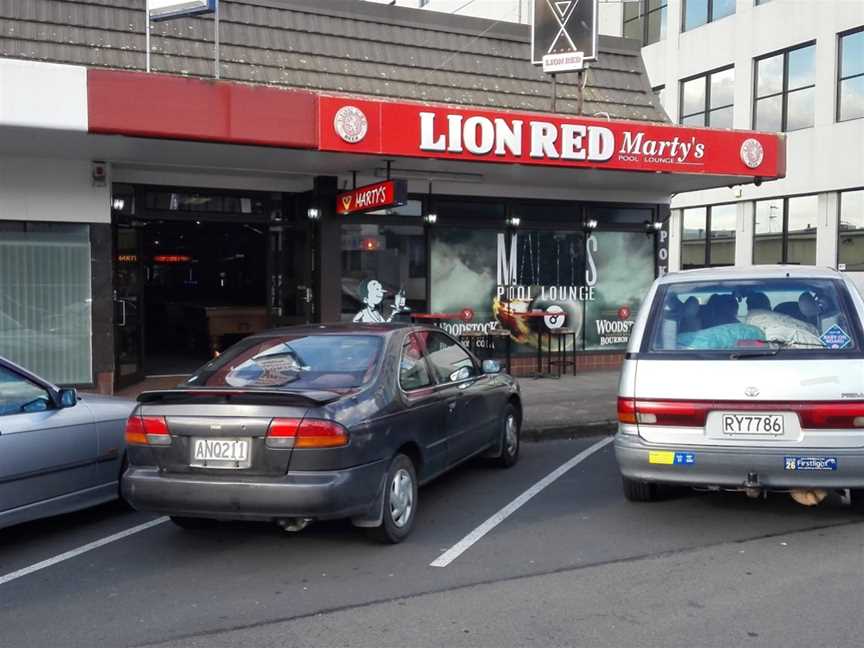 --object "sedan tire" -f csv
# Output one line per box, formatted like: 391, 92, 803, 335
492, 404, 520, 468
368, 453, 417, 544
